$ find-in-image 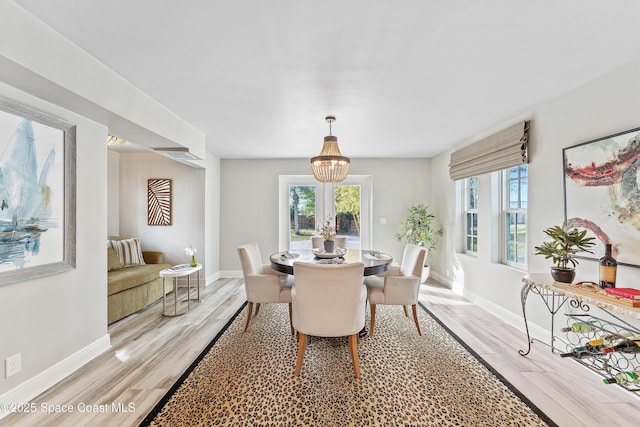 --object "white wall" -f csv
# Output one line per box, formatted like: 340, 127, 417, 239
429, 59, 640, 334
113, 150, 220, 285
204, 152, 221, 280
118, 153, 206, 271
0, 1, 212, 410
219, 158, 431, 273
107, 151, 120, 236
0, 83, 109, 397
